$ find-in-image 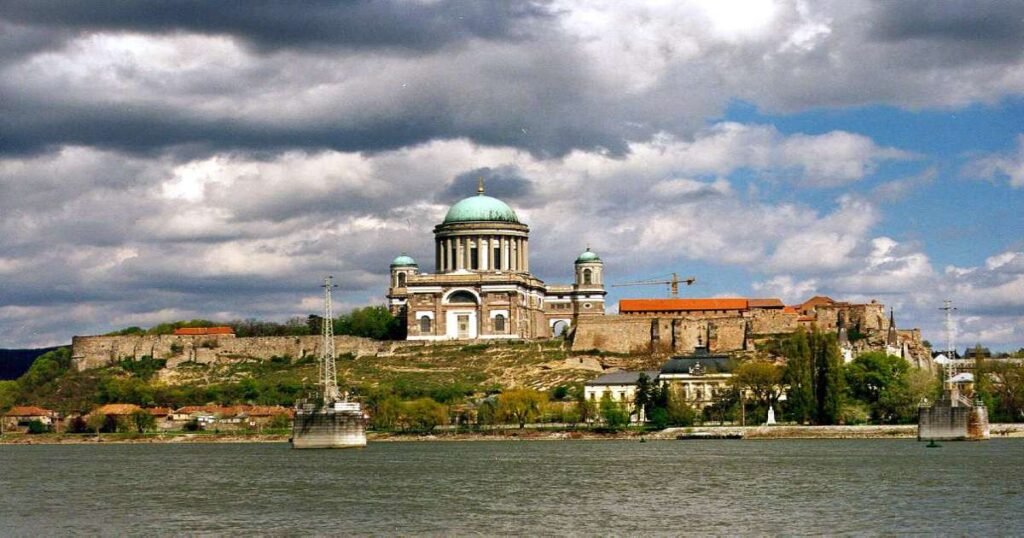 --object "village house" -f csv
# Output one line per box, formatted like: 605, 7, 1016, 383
2, 405, 58, 433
